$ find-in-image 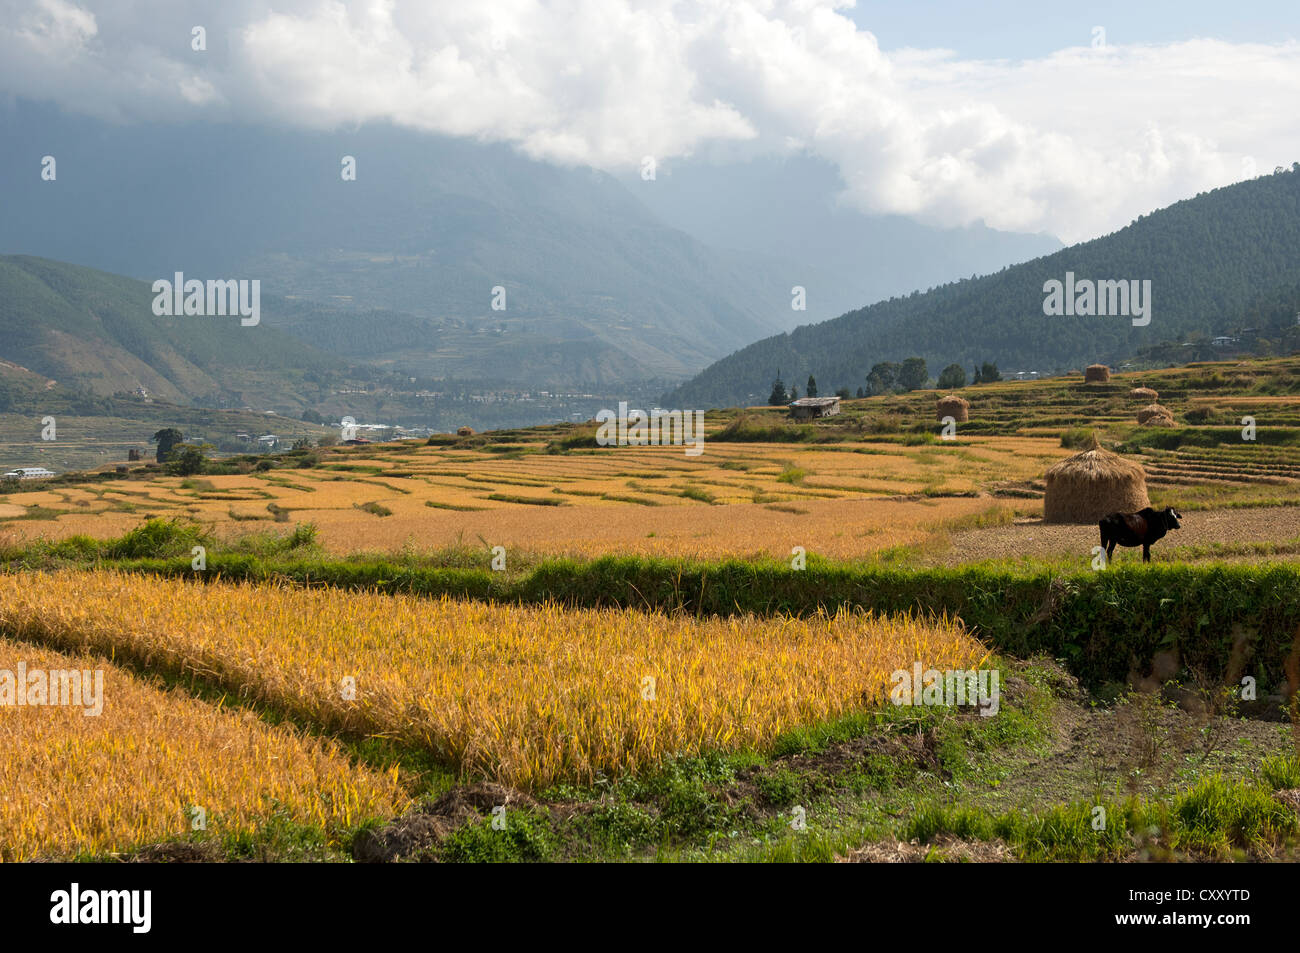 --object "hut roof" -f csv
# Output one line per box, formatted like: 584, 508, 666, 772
788, 397, 840, 408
